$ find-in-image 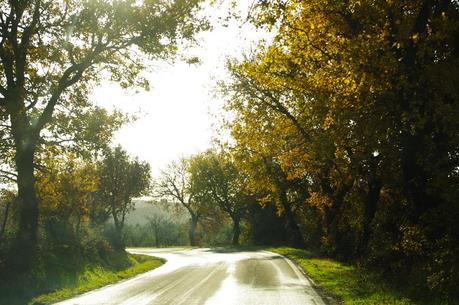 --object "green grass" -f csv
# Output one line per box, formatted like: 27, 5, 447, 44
30, 253, 164, 305
267, 247, 431, 305
31, 253, 164, 305
0, 253, 164, 305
